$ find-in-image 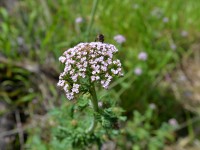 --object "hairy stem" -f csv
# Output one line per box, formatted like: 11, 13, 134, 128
86, 83, 99, 133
